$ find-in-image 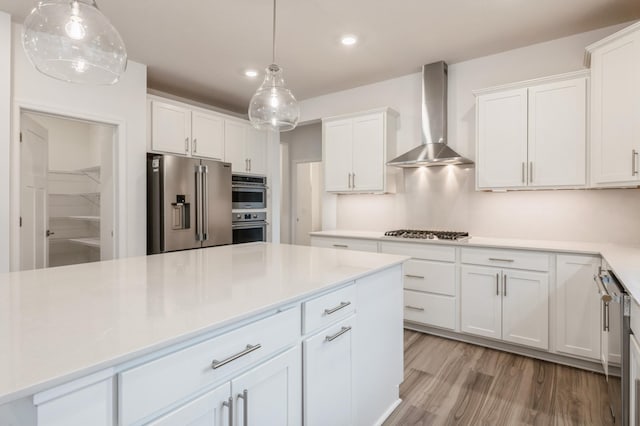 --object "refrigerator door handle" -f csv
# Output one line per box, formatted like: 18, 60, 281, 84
195, 165, 203, 241
203, 165, 209, 241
